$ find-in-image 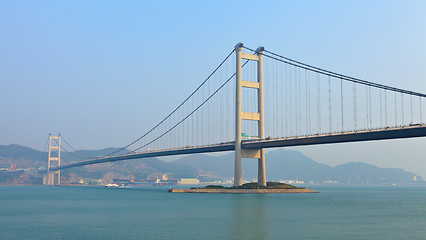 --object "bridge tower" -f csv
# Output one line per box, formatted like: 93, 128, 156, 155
234, 43, 266, 186
43, 134, 61, 185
